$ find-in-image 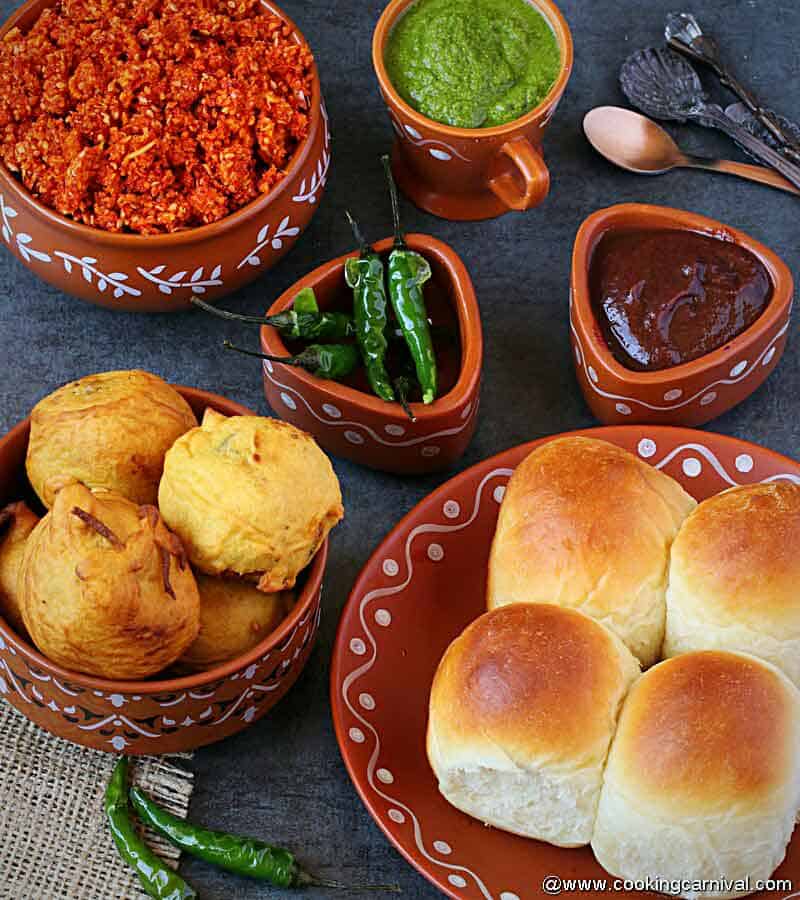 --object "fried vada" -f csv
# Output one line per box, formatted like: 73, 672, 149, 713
0, 502, 39, 635
159, 410, 343, 591
26, 370, 198, 508
19, 480, 200, 679
179, 576, 294, 671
